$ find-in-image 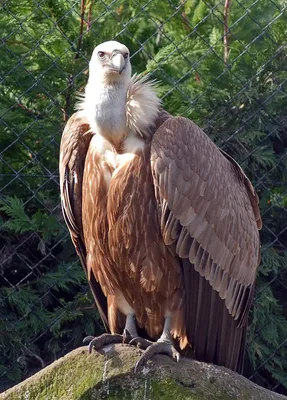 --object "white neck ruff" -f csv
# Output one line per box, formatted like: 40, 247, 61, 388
76, 74, 161, 140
